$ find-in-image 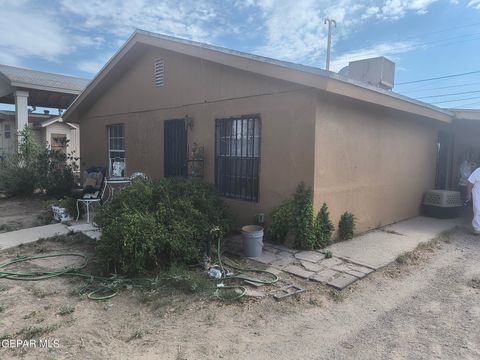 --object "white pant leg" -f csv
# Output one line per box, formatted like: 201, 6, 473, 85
472, 192, 480, 232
